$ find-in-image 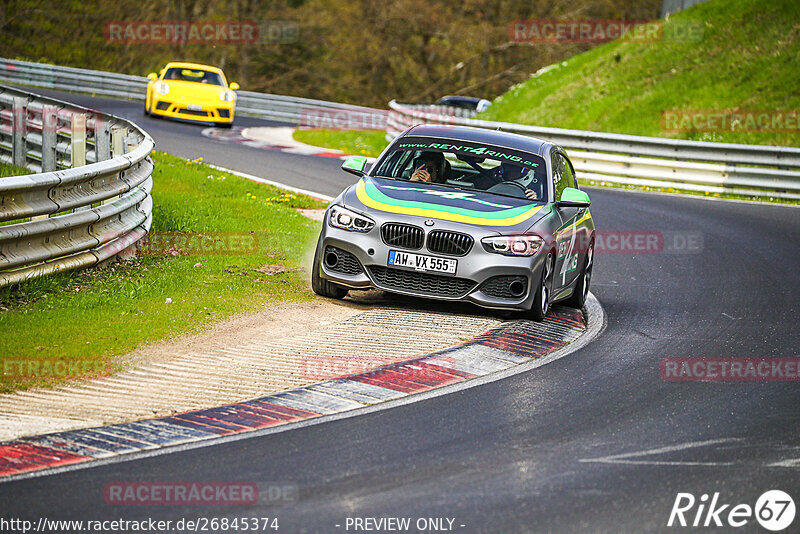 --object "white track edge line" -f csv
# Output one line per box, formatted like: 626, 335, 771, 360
205, 163, 334, 202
